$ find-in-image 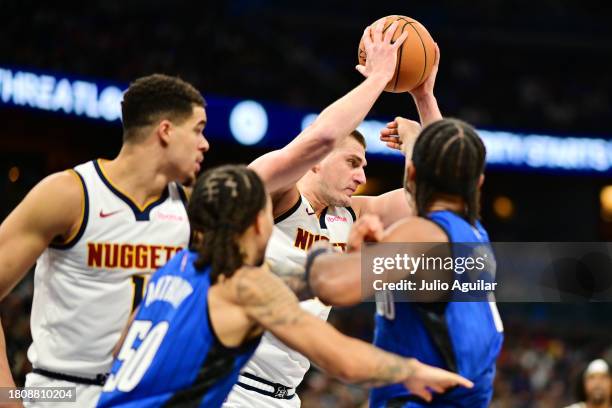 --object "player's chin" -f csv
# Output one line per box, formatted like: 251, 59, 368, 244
181, 172, 197, 187
336, 195, 352, 207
